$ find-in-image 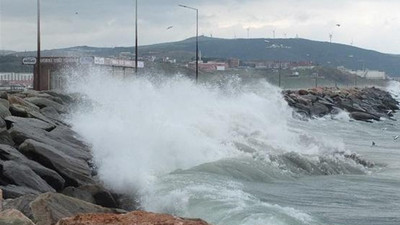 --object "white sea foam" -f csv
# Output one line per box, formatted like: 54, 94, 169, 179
66, 72, 349, 224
